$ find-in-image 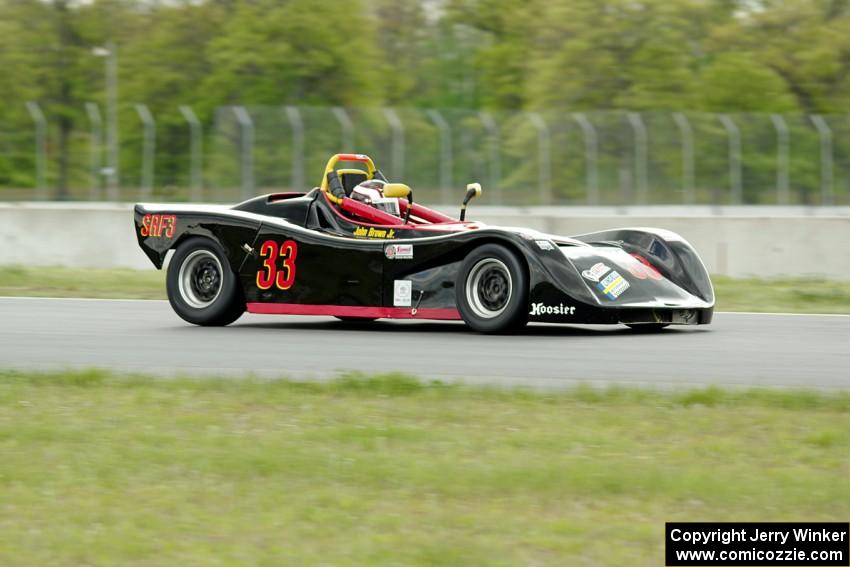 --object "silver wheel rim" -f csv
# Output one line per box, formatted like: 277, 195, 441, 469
465, 258, 512, 319
178, 249, 223, 309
